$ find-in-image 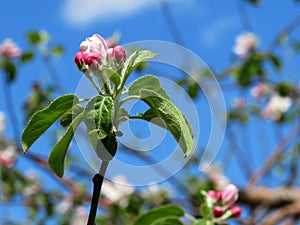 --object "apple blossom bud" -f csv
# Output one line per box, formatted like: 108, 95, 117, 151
207, 190, 221, 200
231, 206, 242, 218
74, 52, 86, 71
112, 46, 126, 63
85, 52, 101, 66
213, 206, 223, 217
221, 184, 239, 207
